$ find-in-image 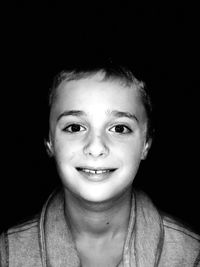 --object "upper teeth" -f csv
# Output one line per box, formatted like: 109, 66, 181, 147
82, 169, 110, 174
